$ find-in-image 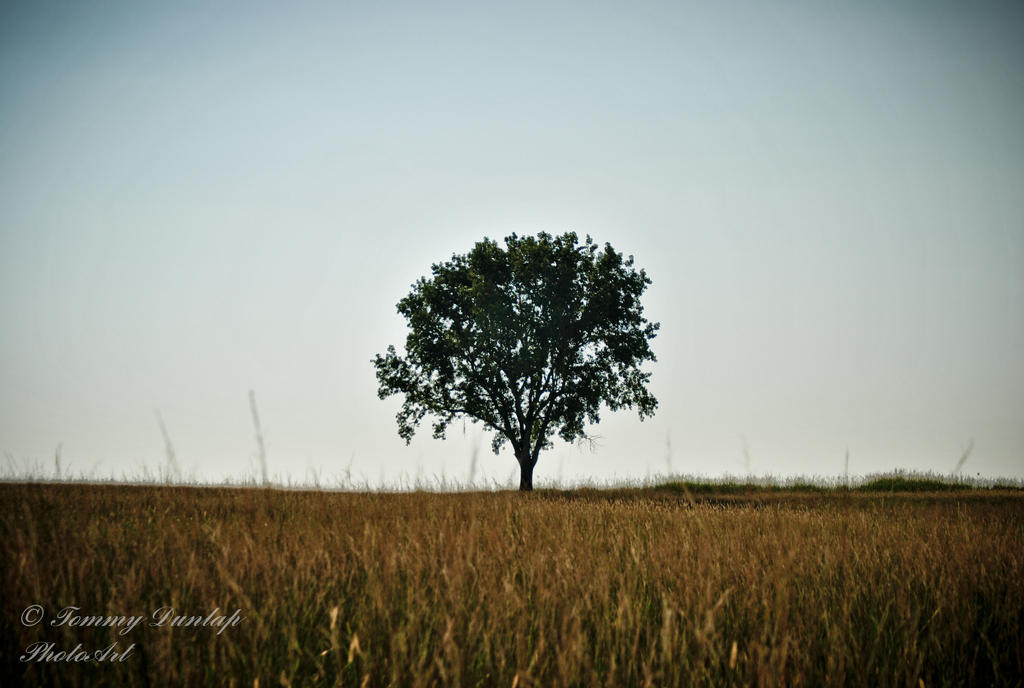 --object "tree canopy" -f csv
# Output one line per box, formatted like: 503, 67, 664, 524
373, 232, 658, 490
